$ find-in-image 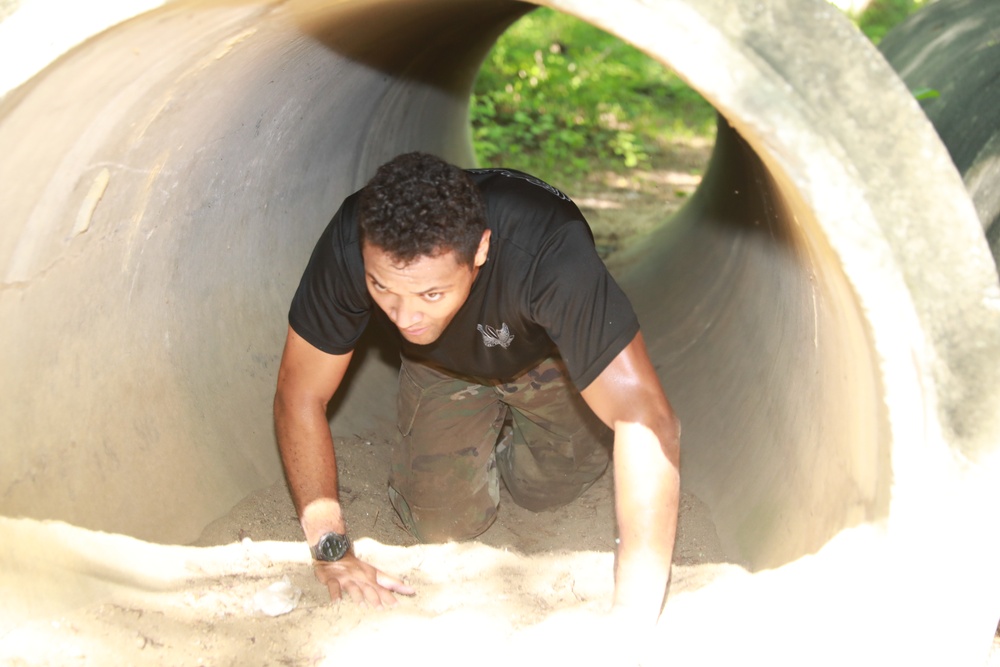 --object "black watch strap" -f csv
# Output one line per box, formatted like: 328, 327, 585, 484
310, 531, 352, 562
